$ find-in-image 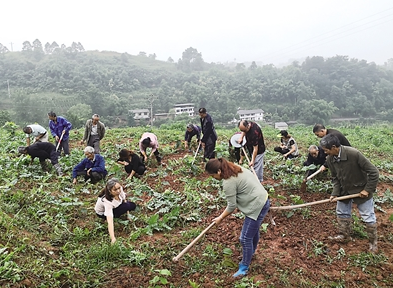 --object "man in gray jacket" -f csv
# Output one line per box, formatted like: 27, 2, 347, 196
81, 114, 105, 153
320, 134, 379, 252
